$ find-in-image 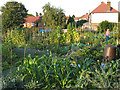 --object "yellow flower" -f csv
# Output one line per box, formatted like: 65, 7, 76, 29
97, 60, 99, 63
86, 74, 89, 78
84, 36, 86, 39
71, 61, 76, 65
